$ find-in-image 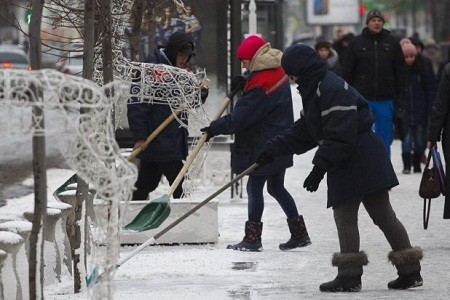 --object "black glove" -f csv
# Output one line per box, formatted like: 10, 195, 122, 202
256, 149, 274, 167
229, 75, 246, 96
200, 126, 214, 142
303, 166, 326, 192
